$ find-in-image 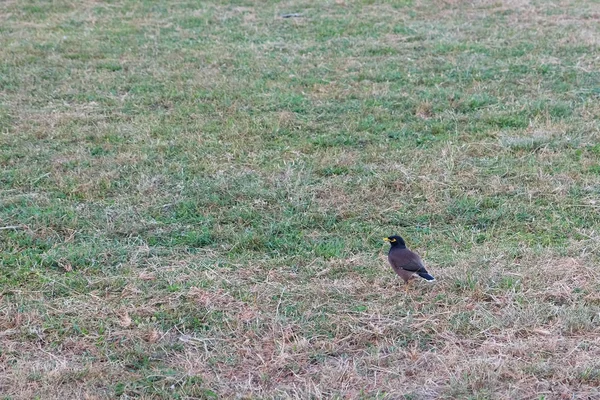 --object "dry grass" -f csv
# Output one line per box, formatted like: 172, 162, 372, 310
1, 0, 600, 398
